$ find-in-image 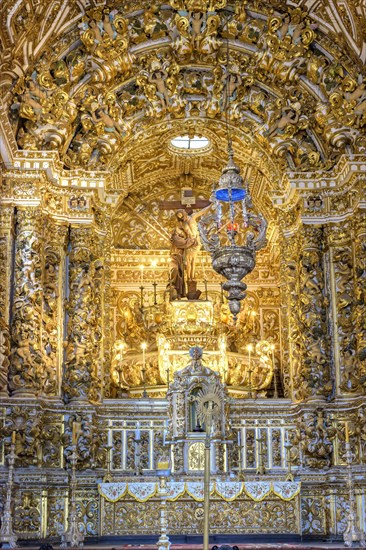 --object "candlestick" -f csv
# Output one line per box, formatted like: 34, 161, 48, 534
343, 431, 366, 547
103, 445, 113, 483
139, 285, 145, 311
72, 421, 77, 445
204, 279, 208, 301
345, 421, 350, 444
284, 440, 294, 482
135, 421, 141, 440
11, 431, 16, 445
141, 342, 148, 398
220, 281, 224, 303
246, 344, 253, 399
271, 344, 278, 399
0, 435, 17, 547
61, 445, 84, 547
153, 281, 158, 305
